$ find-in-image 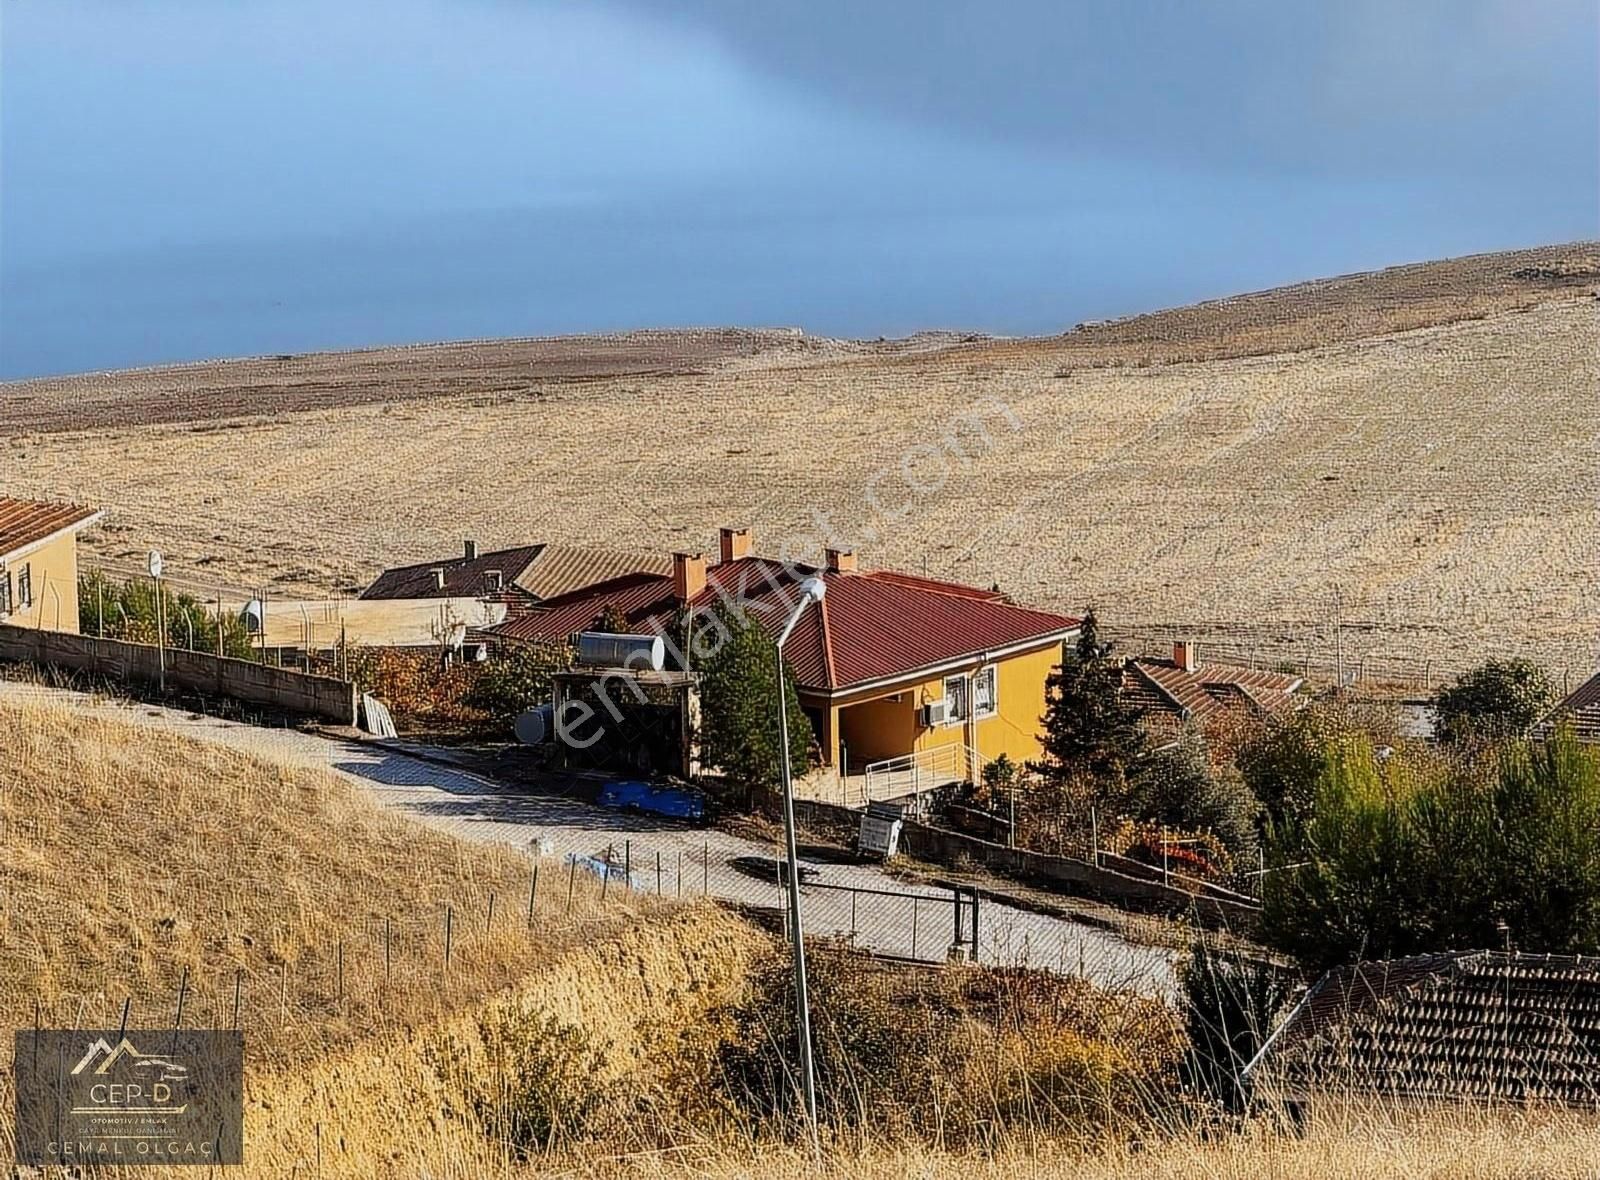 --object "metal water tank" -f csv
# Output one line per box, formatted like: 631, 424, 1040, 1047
569, 631, 666, 672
